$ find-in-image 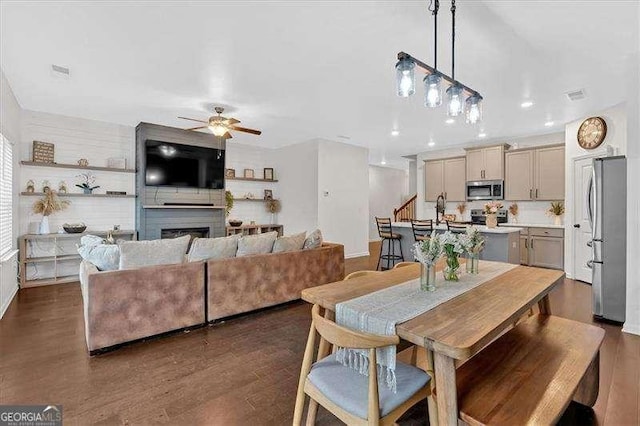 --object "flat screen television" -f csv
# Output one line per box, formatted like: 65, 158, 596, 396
144, 140, 225, 189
